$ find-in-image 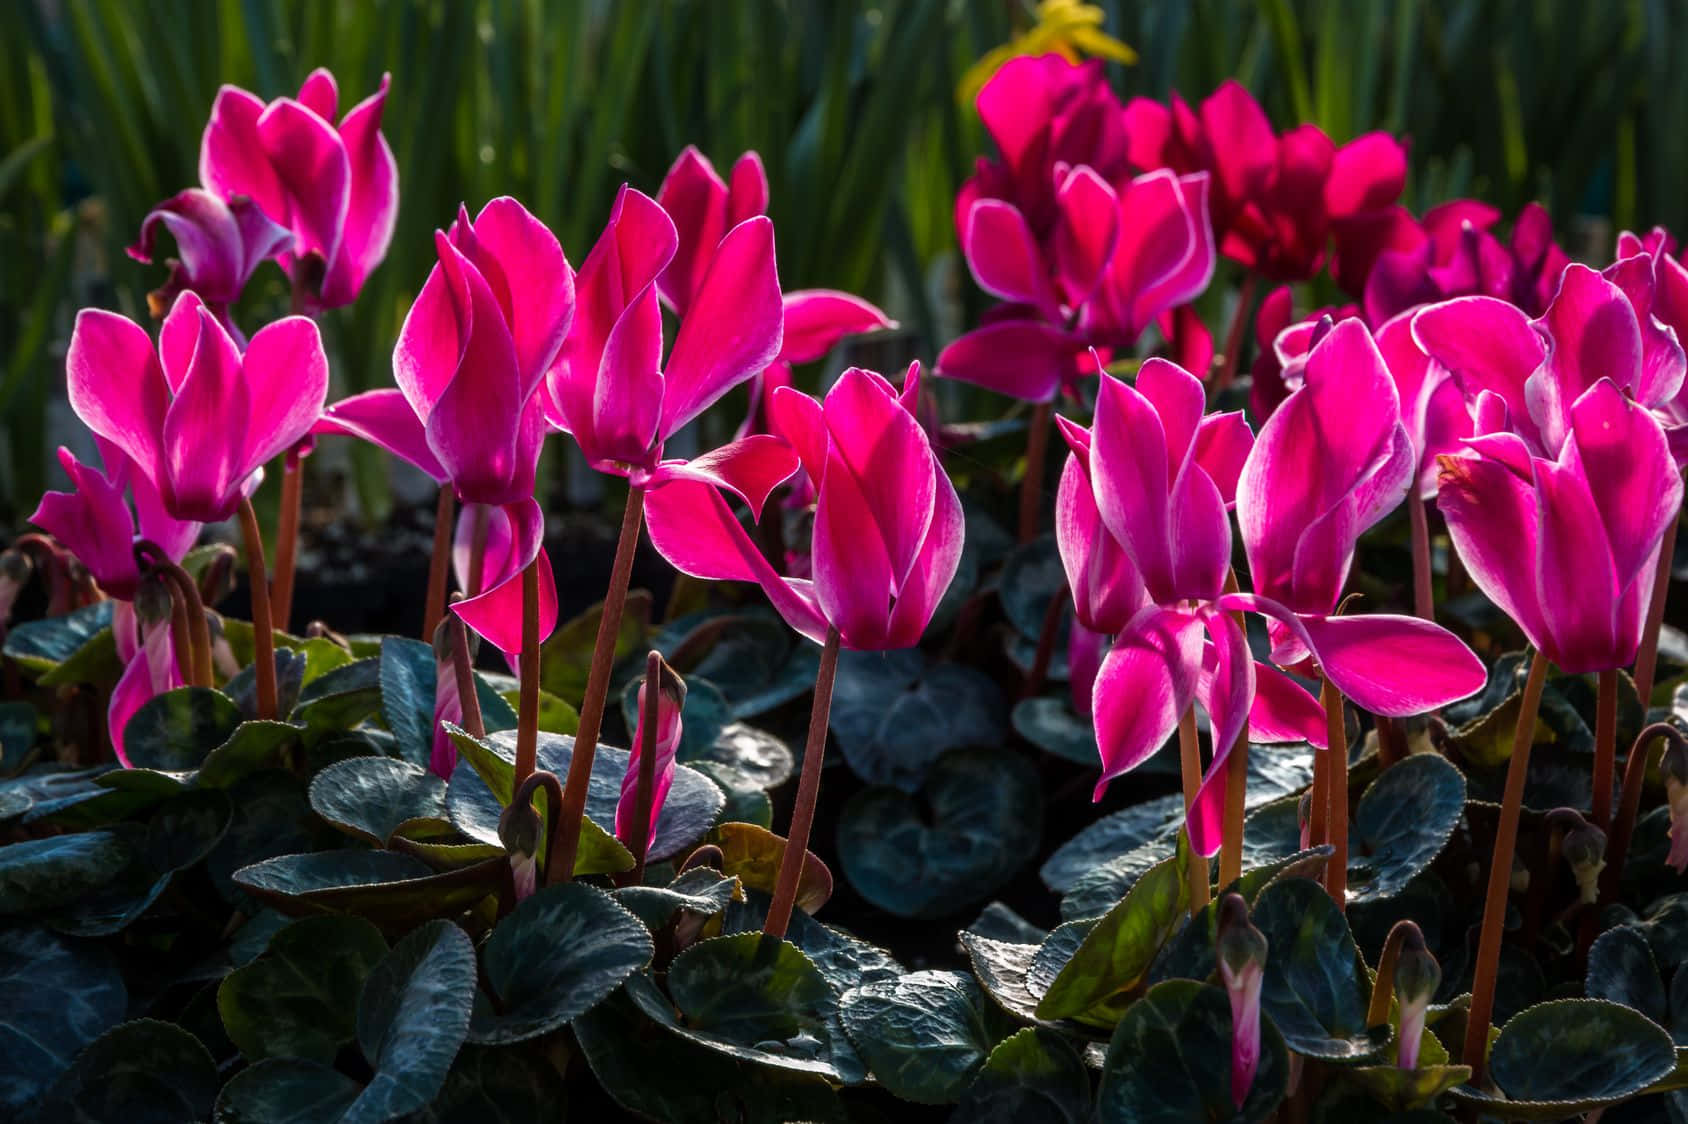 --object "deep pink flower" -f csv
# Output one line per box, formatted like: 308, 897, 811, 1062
1364, 201, 1568, 326
645, 363, 961, 651
126, 188, 291, 333
1245, 287, 1360, 421
1216, 894, 1267, 1110
449, 501, 559, 665
1437, 379, 1681, 674
1125, 80, 1405, 284
542, 185, 783, 478
200, 68, 398, 309
66, 291, 328, 523
615, 662, 686, 847
1609, 229, 1688, 464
